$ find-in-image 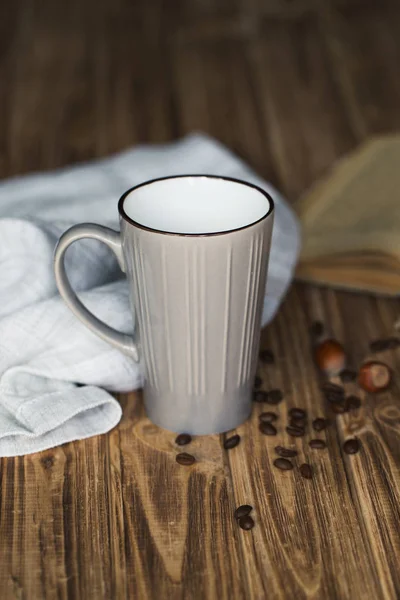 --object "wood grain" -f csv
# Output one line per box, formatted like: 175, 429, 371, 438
0, 0, 399, 598
225, 296, 382, 599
